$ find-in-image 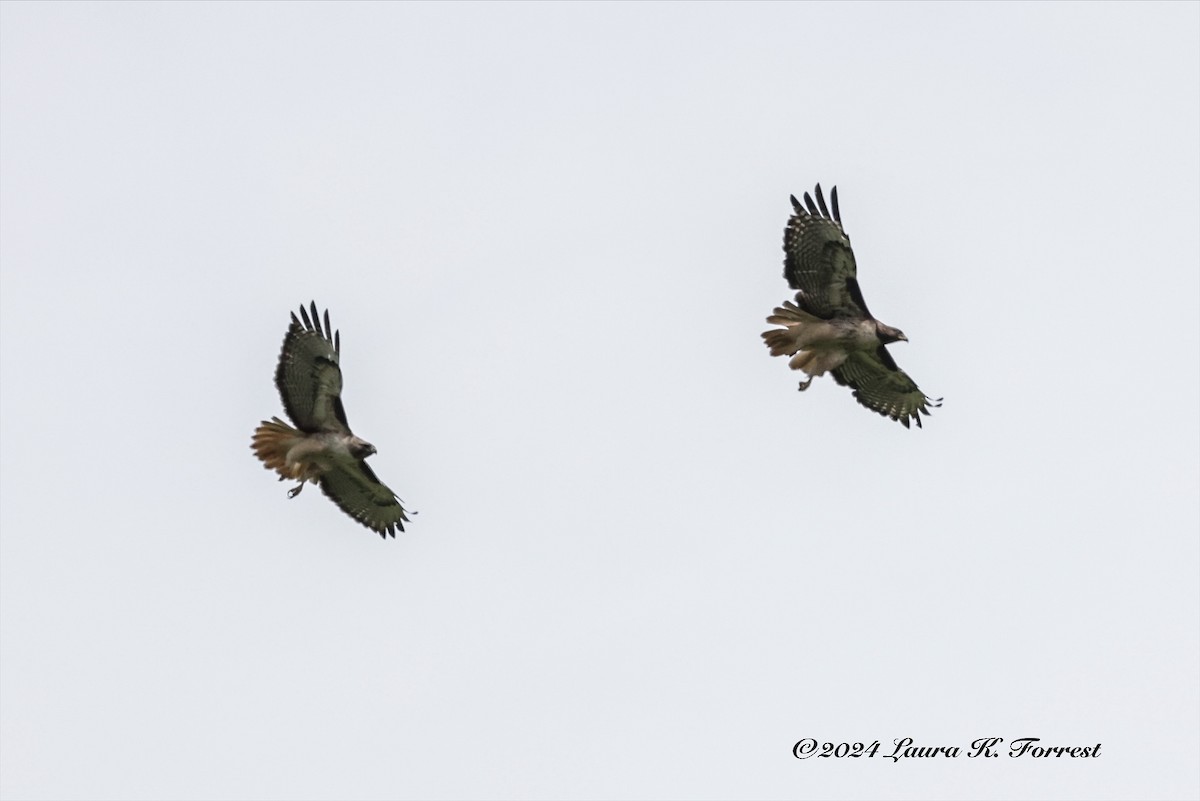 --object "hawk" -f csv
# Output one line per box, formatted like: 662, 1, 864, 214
761, 184, 941, 427
252, 302, 410, 537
